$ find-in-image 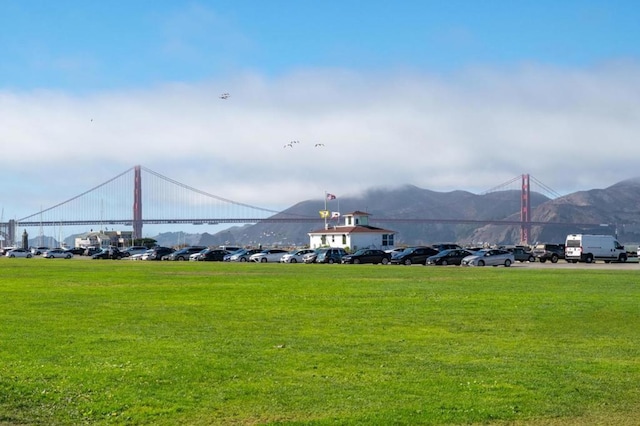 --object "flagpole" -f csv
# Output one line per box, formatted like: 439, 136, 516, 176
324, 191, 328, 229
